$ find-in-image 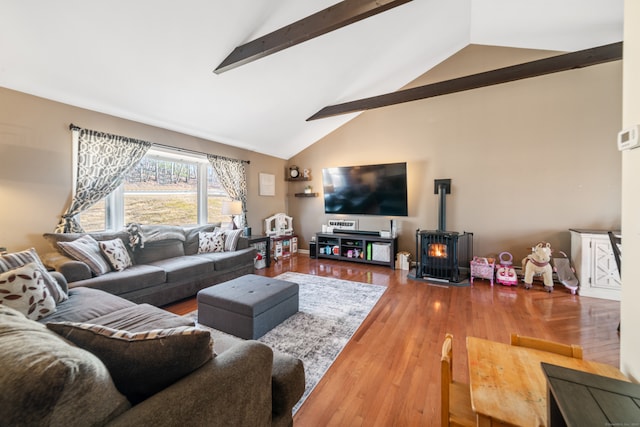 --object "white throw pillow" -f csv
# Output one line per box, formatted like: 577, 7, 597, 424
57, 235, 111, 276
0, 248, 67, 303
0, 262, 56, 320
198, 231, 225, 253
99, 238, 133, 272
